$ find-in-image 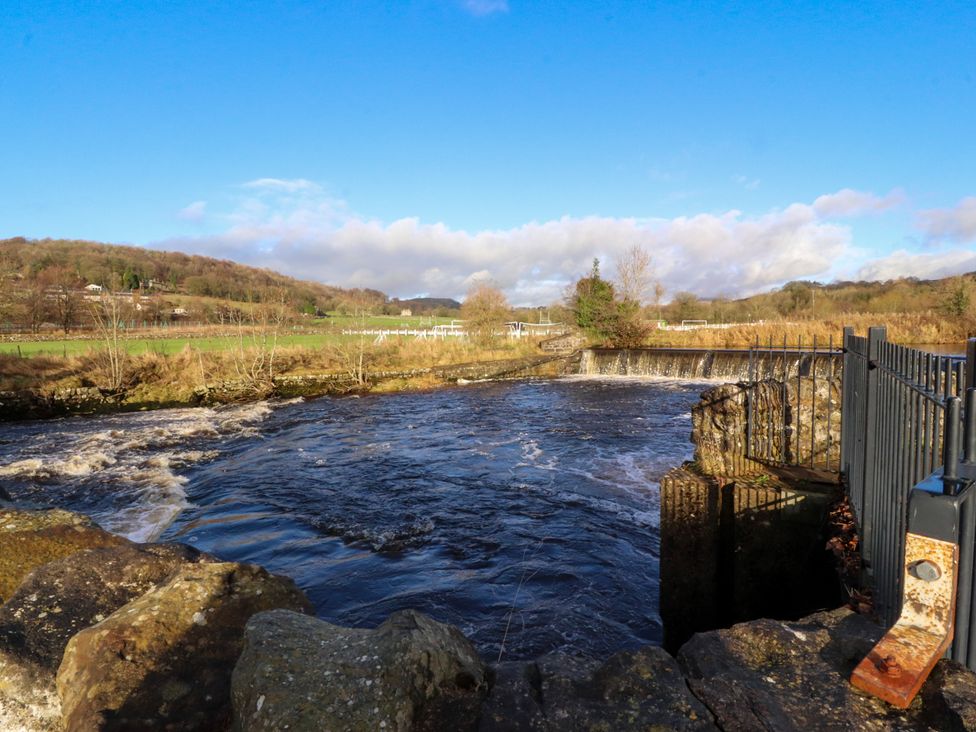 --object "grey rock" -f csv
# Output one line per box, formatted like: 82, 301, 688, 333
678, 607, 975, 731
481, 648, 716, 731
232, 608, 487, 732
